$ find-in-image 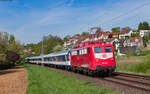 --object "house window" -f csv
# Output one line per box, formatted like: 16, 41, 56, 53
108, 34, 113, 38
